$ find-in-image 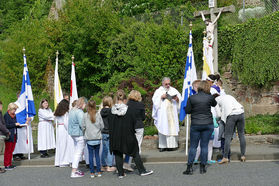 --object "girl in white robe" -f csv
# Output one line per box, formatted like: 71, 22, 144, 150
54, 99, 74, 167
38, 99, 55, 157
